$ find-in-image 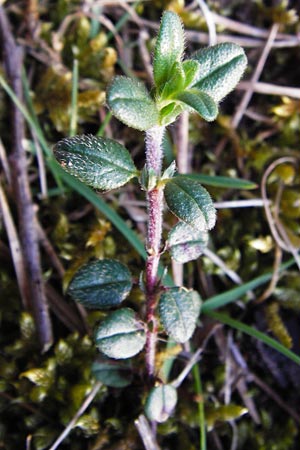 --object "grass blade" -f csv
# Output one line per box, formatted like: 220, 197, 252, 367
206, 310, 300, 365
185, 173, 257, 190
202, 258, 296, 312
70, 59, 79, 137
192, 363, 206, 450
